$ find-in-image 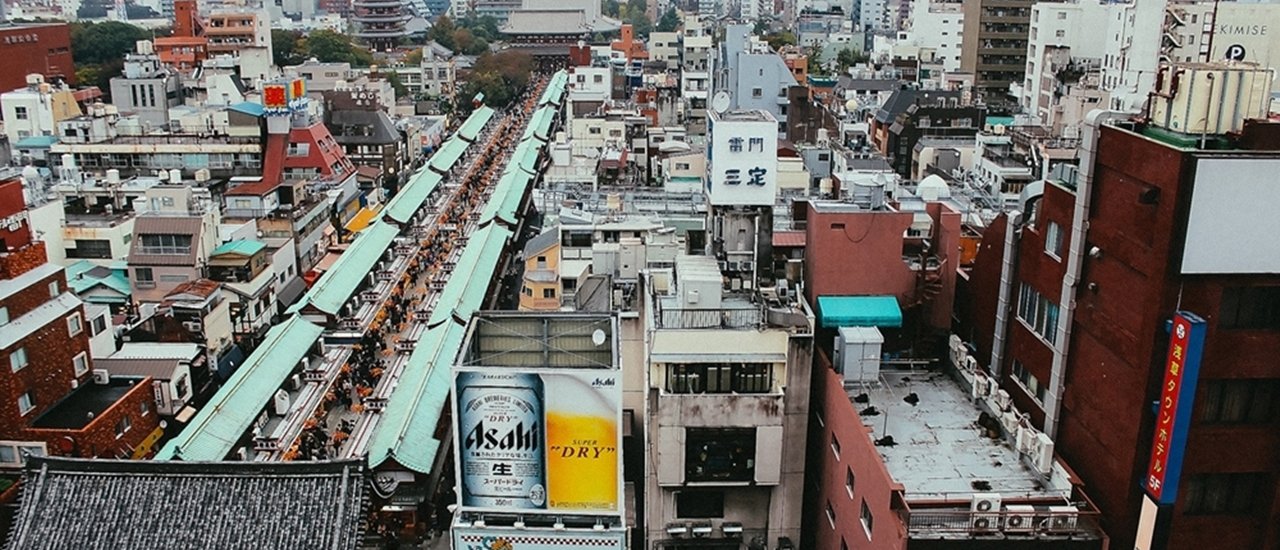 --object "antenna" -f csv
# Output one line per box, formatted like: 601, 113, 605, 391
711, 91, 731, 114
